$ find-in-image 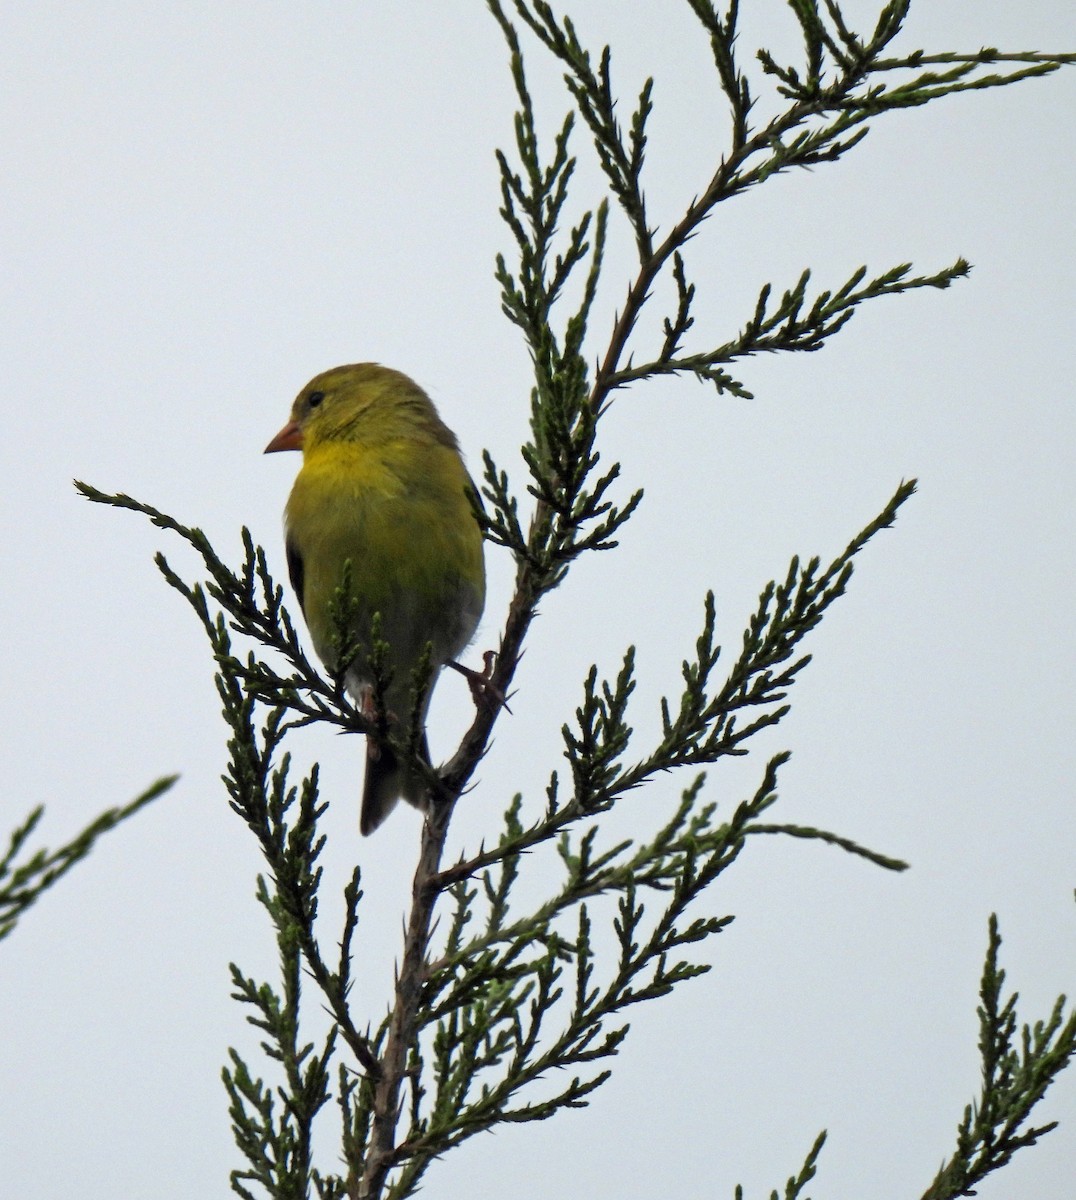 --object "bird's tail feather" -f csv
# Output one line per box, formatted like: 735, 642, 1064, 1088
359, 731, 431, 836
